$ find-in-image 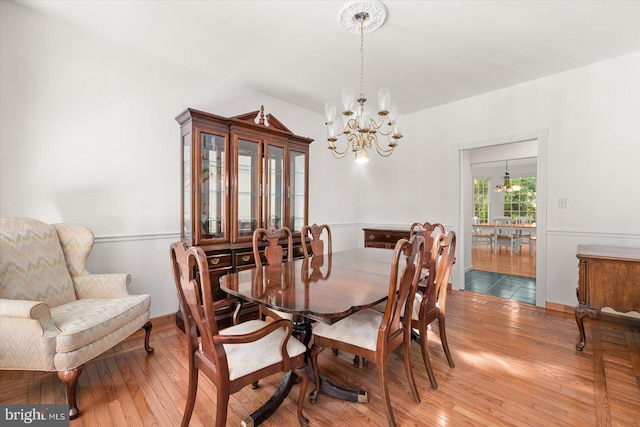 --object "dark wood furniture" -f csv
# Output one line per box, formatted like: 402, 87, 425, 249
309, 237, 424, 427
301, 223, 332, 257
363, 227, 410, 249
219, 248, 399, 425
170, 242, 309, 427
575, 245, 640, 351
410, 221, 445, 273
175, 106, 312, 330
412, 231, 457, 389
